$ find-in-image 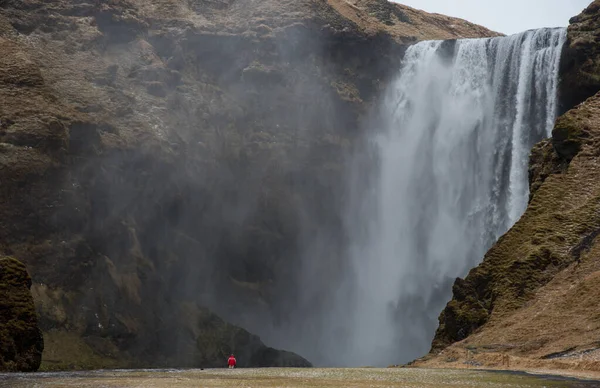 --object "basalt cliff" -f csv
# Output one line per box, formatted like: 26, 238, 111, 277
0, 0, 497, 371
418, 0, 600, 374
